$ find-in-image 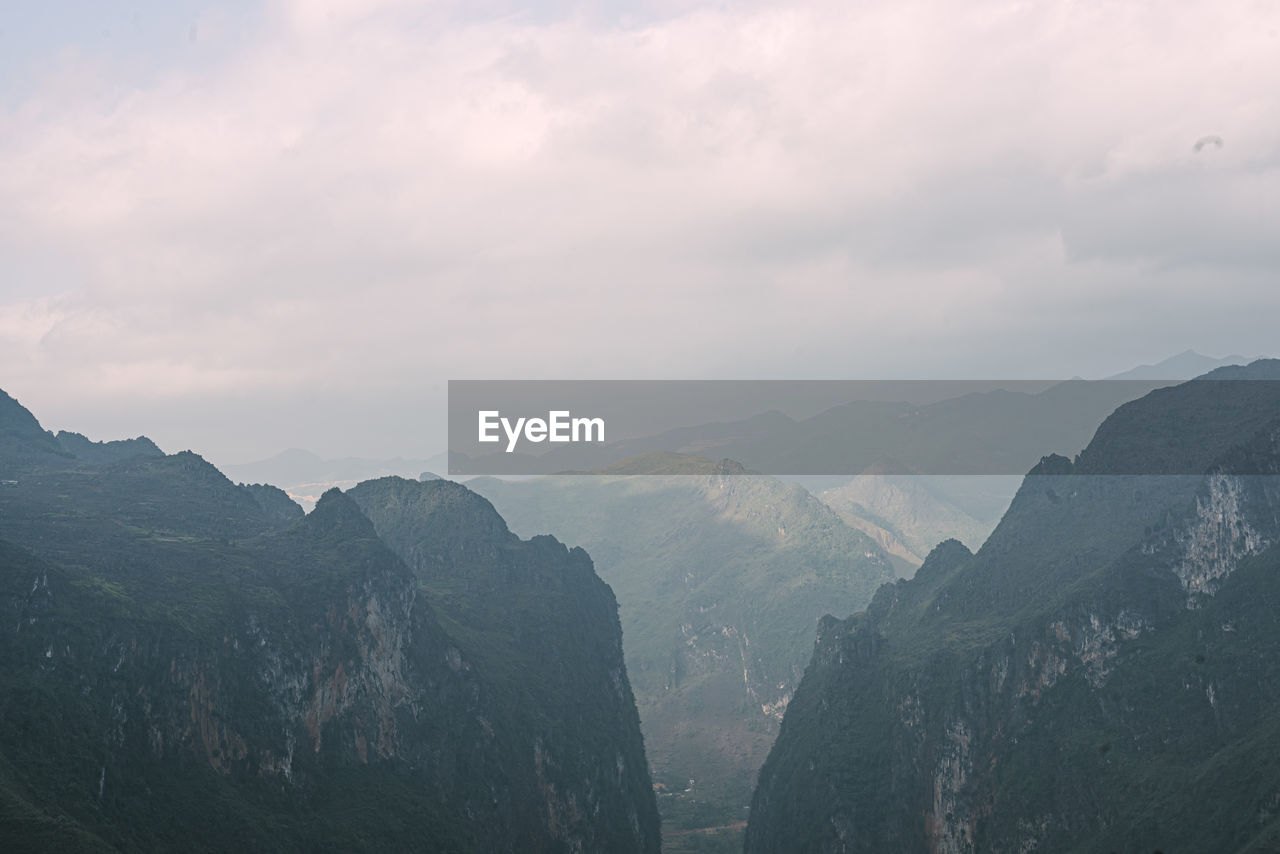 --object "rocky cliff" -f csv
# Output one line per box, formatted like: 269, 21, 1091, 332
0, 390, 658, 852
746, 361, 1280, 853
